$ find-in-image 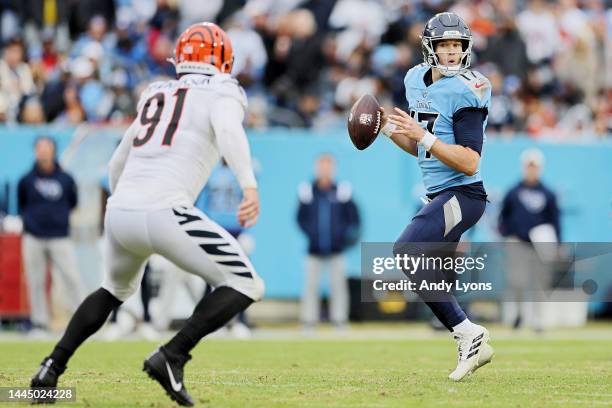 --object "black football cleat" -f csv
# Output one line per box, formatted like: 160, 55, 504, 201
30, 357, 66, 404
143, 348, 194, 406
